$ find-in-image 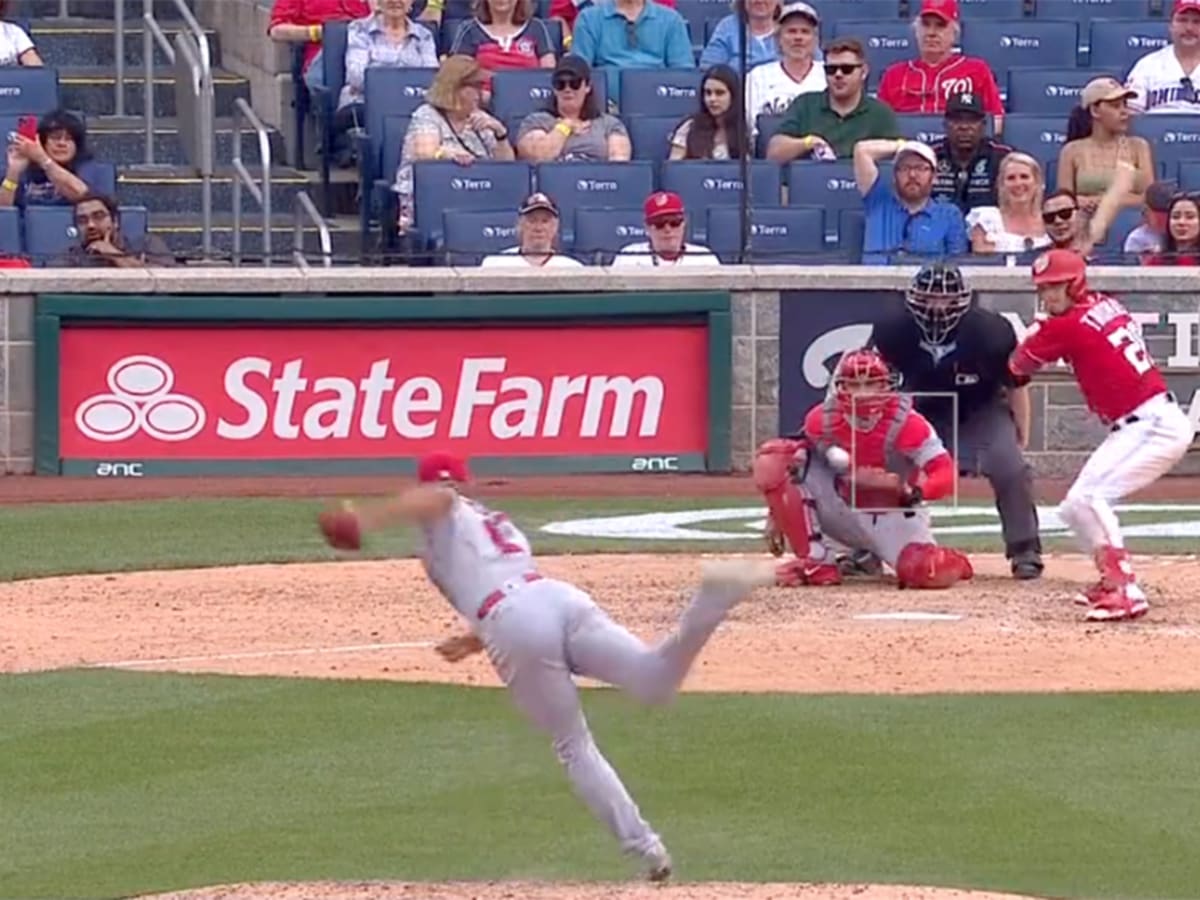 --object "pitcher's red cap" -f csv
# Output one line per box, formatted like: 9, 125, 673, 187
919, 0, 959, 22
417, 452, 471, 483
644, 191, 685, 222
1175, 0, 1200, 15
